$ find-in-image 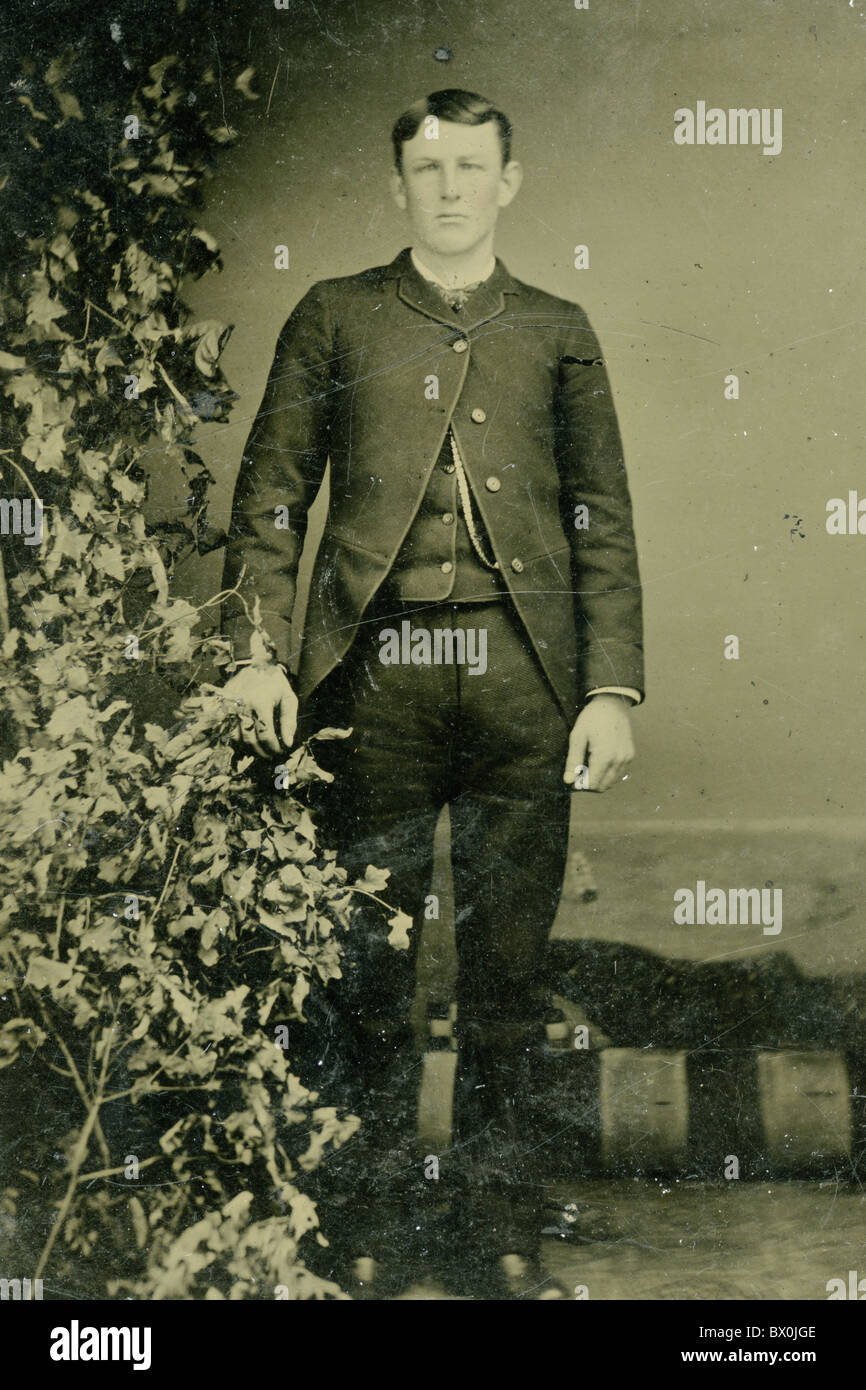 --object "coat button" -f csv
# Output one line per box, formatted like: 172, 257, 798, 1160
442, 512, 454, 524
511, 558, 524, 573
470, 407, 487, 423
452, 338, 468, 353
440, 560, 454, 573
485, 476, 501, 492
